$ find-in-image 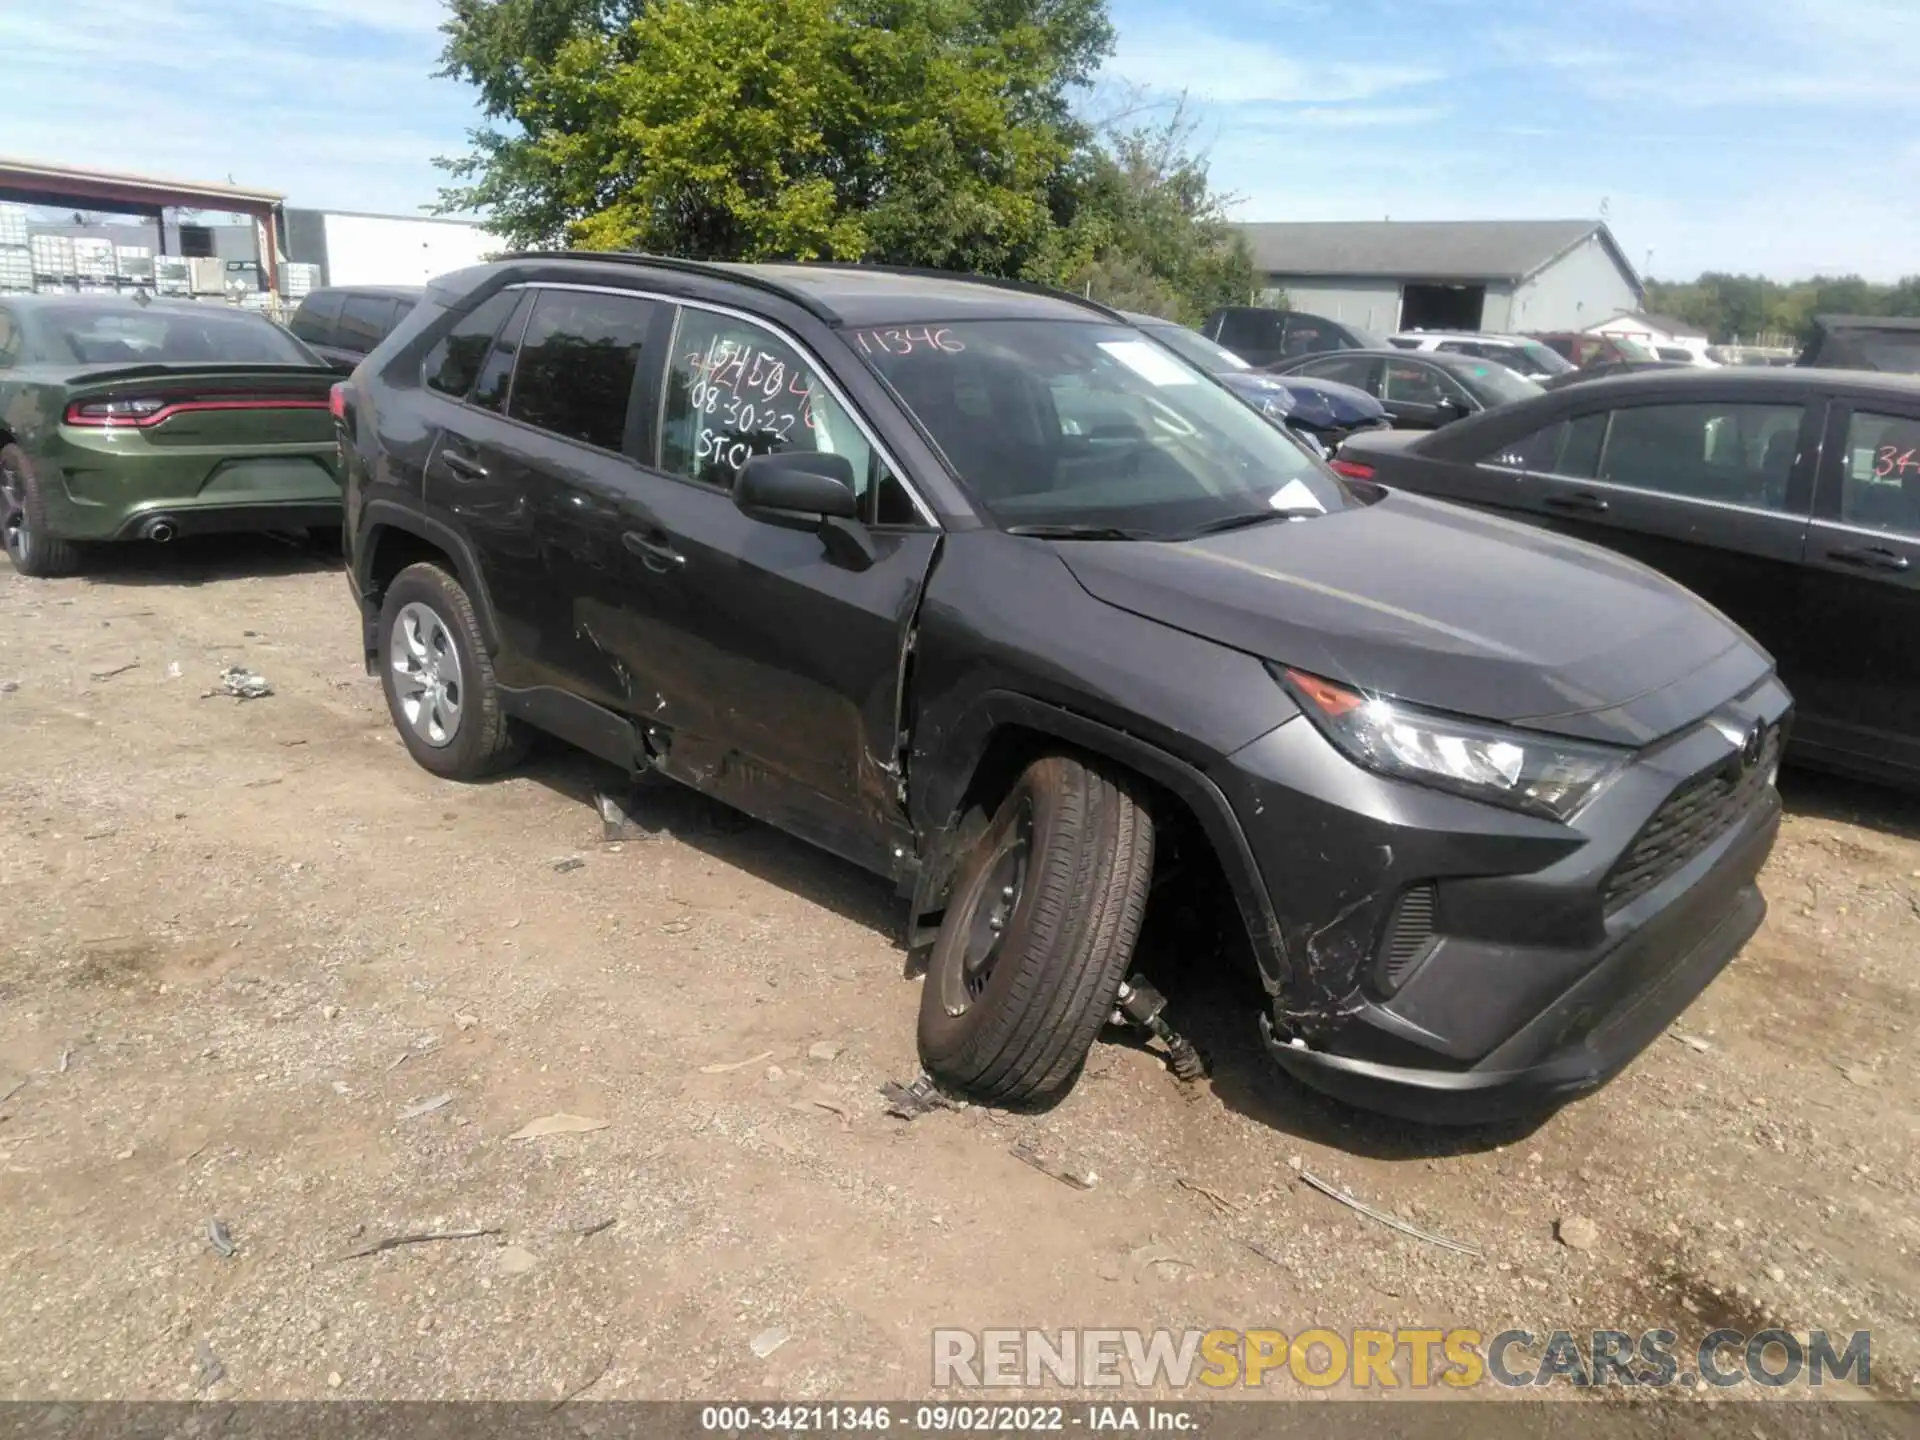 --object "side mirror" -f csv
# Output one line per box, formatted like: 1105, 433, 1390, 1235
733, 450, 859, 521
1435, 396, 1469, 421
